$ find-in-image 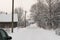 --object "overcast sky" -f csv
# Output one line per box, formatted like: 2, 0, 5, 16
0, 0, 37, 13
